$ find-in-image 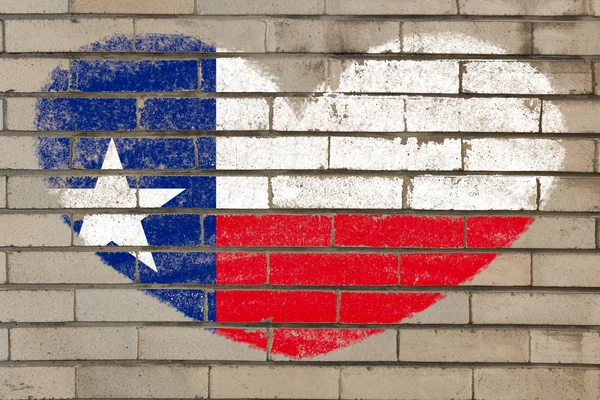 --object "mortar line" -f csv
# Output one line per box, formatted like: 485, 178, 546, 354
338, 367, 342, 400
529, 22, 535, 55
455, 0, 461, 14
